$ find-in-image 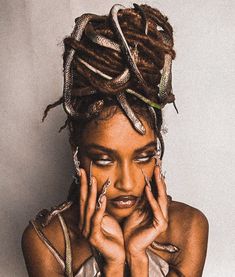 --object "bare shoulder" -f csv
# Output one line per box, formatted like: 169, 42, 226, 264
22, 212, 65, 276
169, 200, 209, 237
167, 200, 209, 276
22, 202, 92, 277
